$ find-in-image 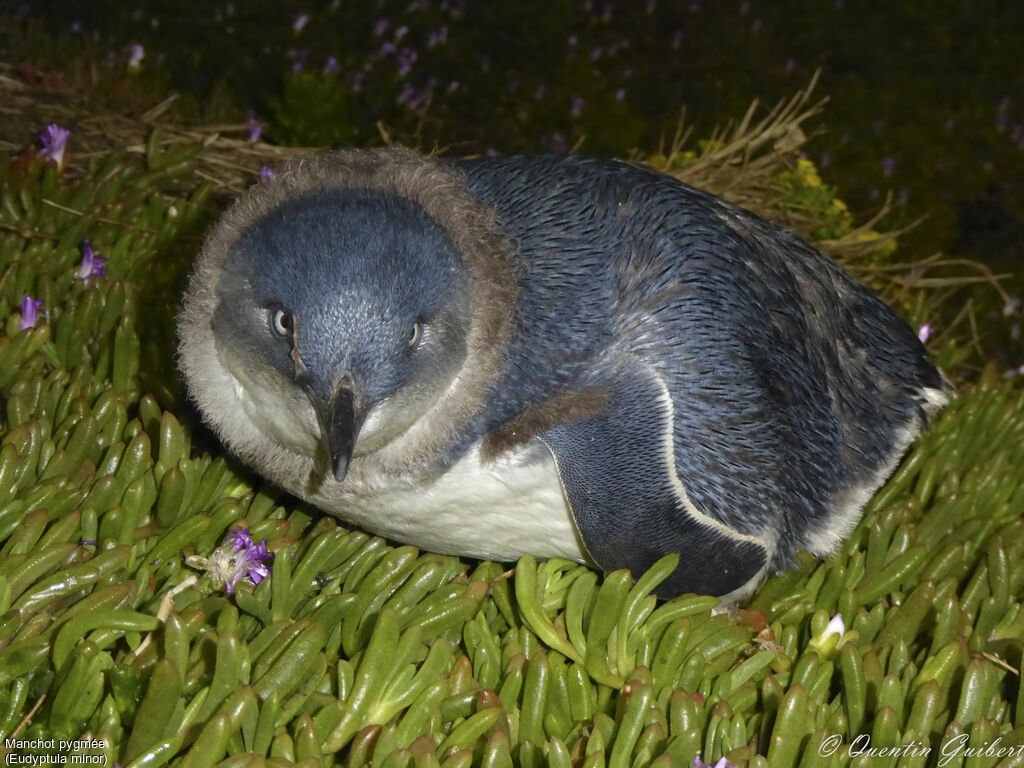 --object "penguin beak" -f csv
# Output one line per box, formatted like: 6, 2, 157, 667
305, 373, 363, 483
325, 384, 357, 482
